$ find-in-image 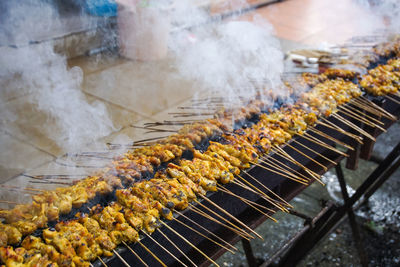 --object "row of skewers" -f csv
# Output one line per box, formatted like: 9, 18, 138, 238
1, 38, 400, 267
